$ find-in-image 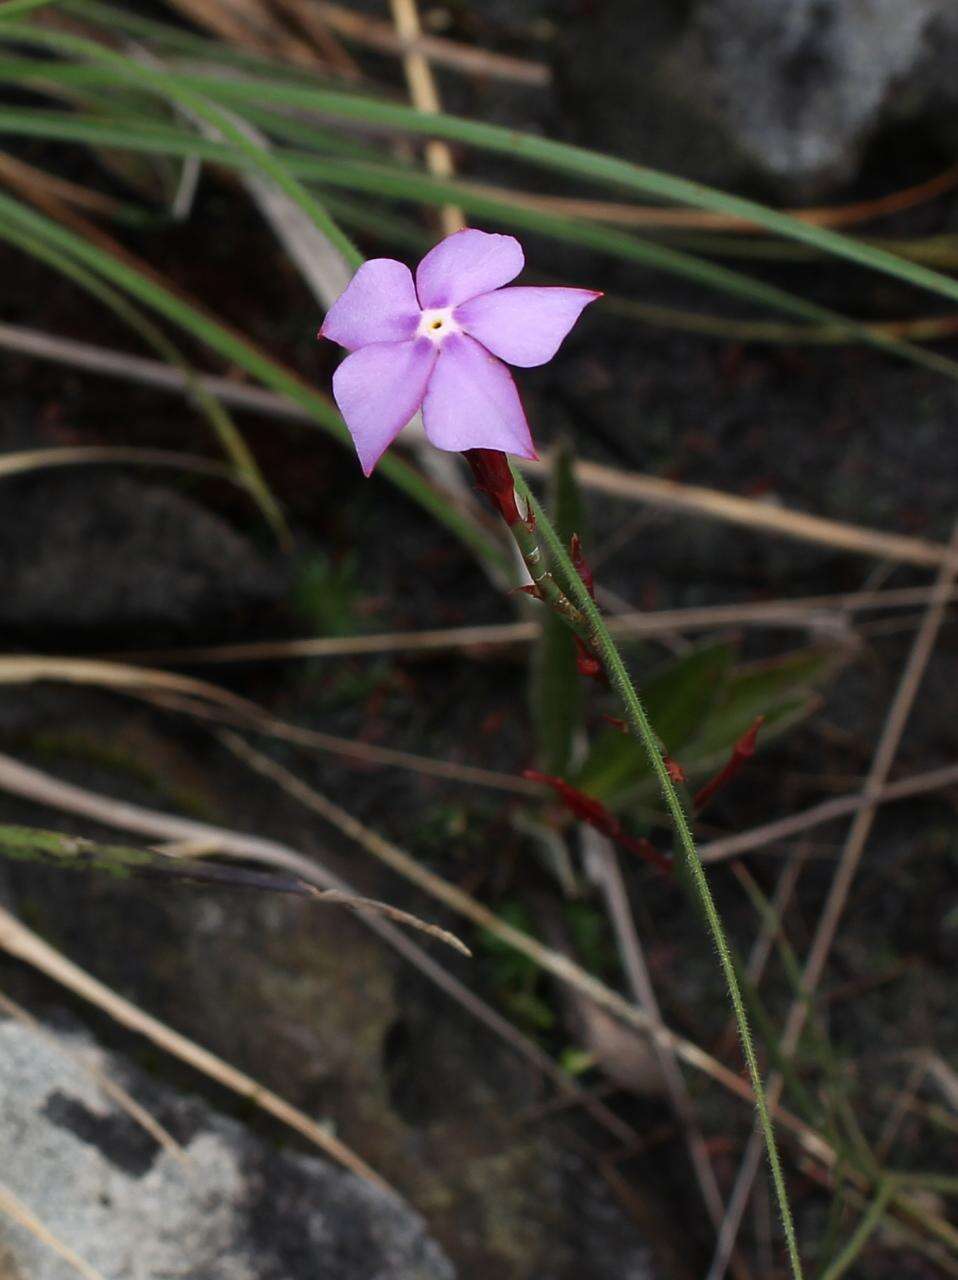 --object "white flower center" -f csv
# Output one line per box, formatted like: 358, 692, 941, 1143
417, 307, 459, 344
